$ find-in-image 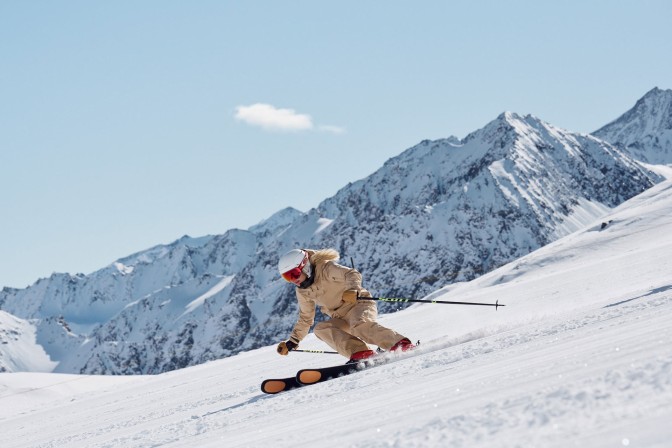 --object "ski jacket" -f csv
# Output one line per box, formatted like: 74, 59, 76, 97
288, 249, 371, 344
